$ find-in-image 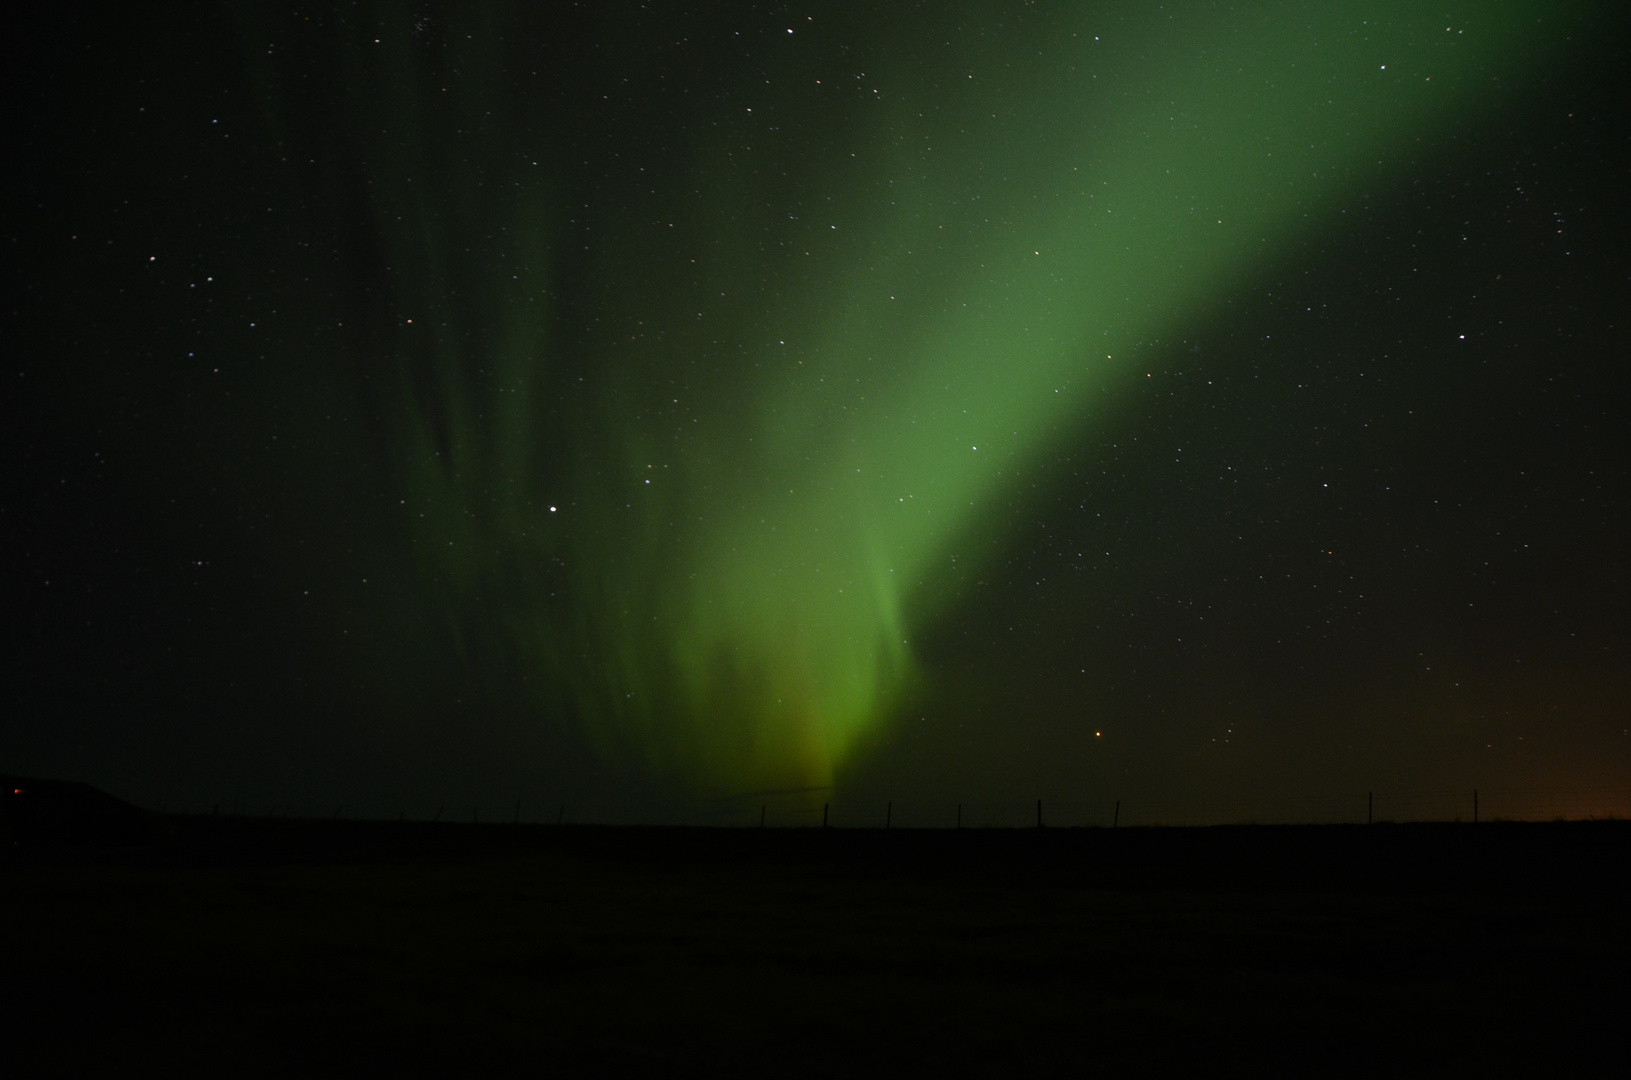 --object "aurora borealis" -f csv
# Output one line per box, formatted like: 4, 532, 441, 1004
8, 3, 1629, 821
